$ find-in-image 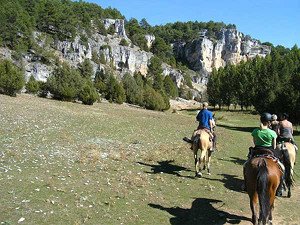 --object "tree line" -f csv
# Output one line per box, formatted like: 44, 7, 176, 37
207, 45, 300, 122
0, 0, 123, 52
0, 56, 182, 111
